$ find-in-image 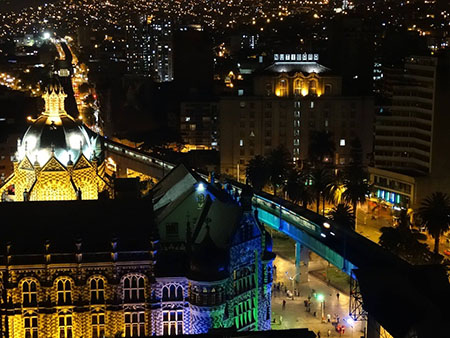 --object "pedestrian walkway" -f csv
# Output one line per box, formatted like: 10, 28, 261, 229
271, 256, 366, 337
